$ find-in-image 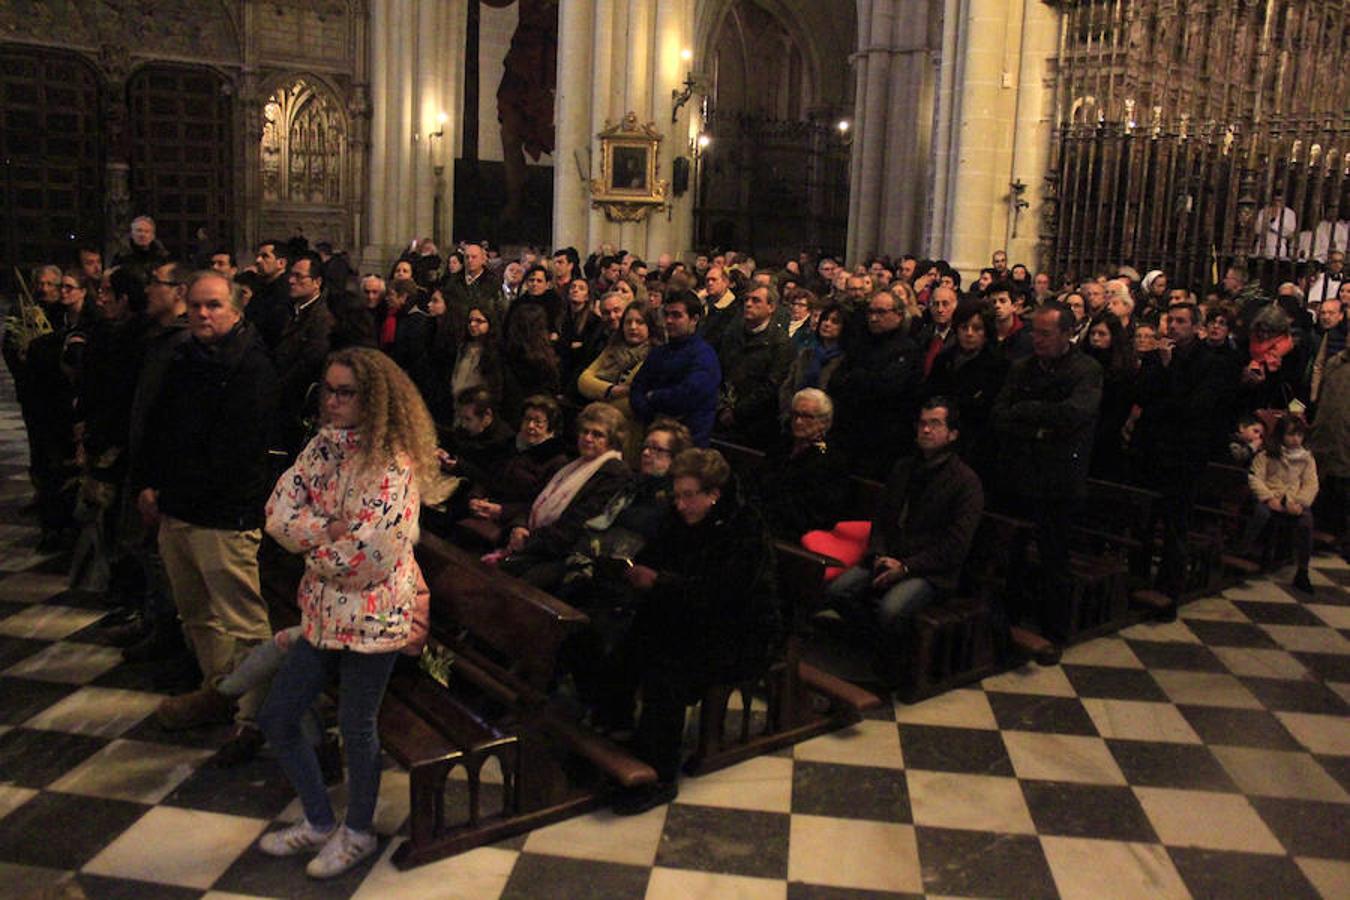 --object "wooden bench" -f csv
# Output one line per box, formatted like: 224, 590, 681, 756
681, 539, 885, 774
389, 528, 881, 866
1194, 462, 1272, 586
386, 533, 658, 869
